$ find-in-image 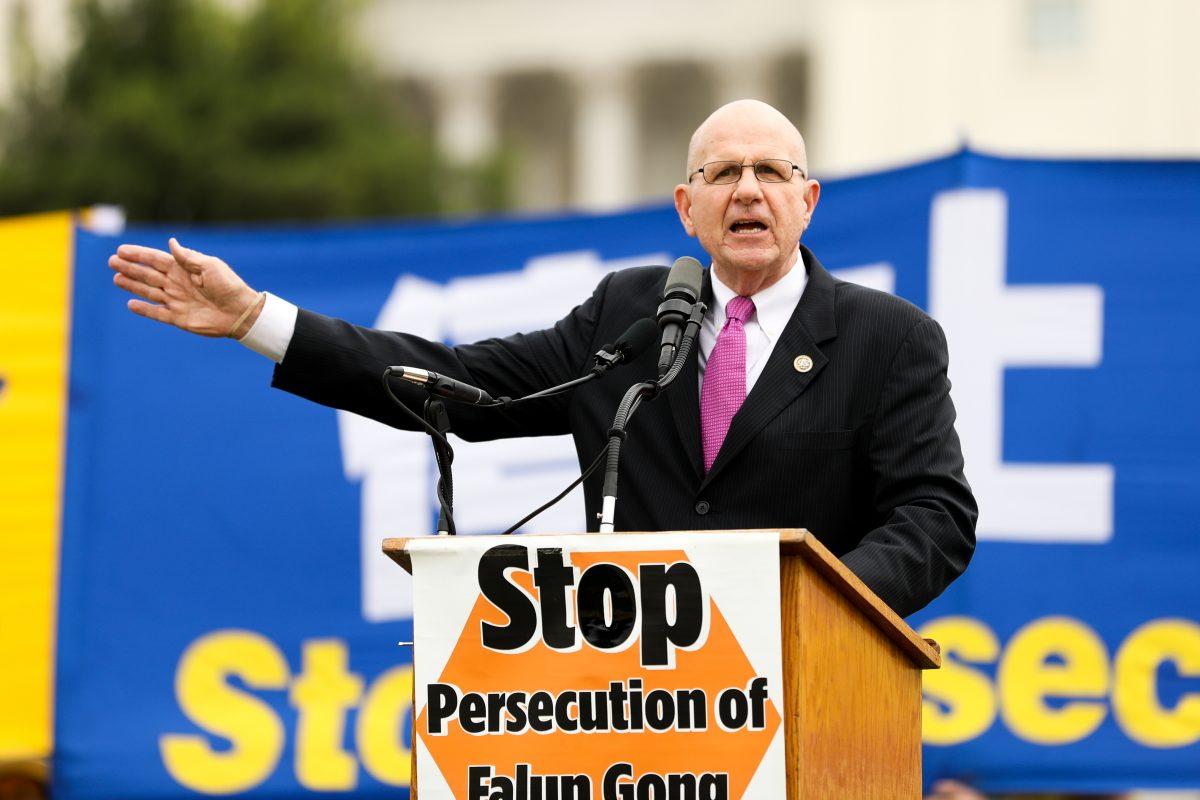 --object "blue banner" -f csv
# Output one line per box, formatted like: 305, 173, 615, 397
57, 151, 1200, 797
